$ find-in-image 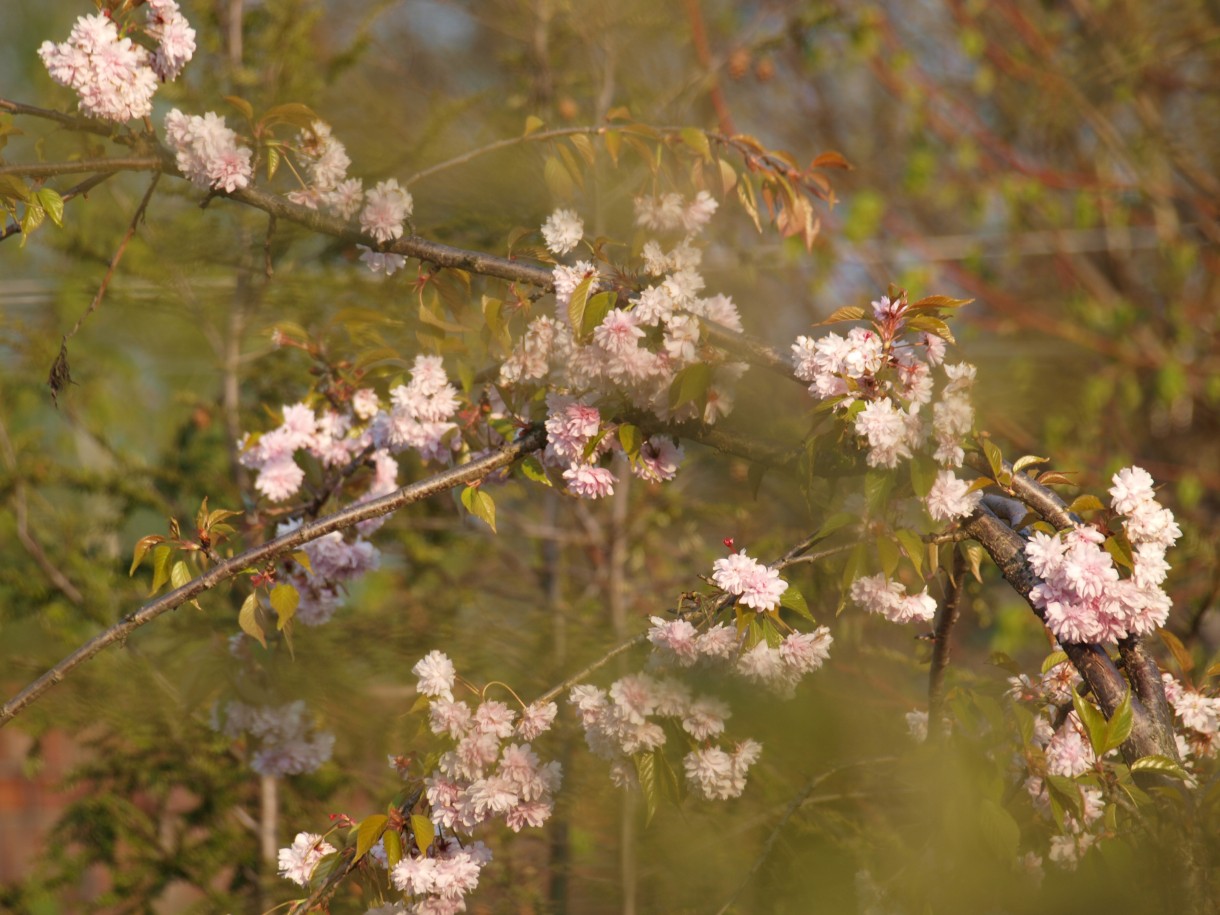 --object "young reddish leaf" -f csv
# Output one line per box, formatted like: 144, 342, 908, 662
1036, 470, 1078, 486
813, 305, 866, 326
223, 95, 254, 121
259, 102, 318, 130
811, 150, 852, 170
1068, 494, 1104, 514
905, 314, 956, 343
606, 106, 632, 121
1158, 629, 1194, 674
909, 295, 973, 310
